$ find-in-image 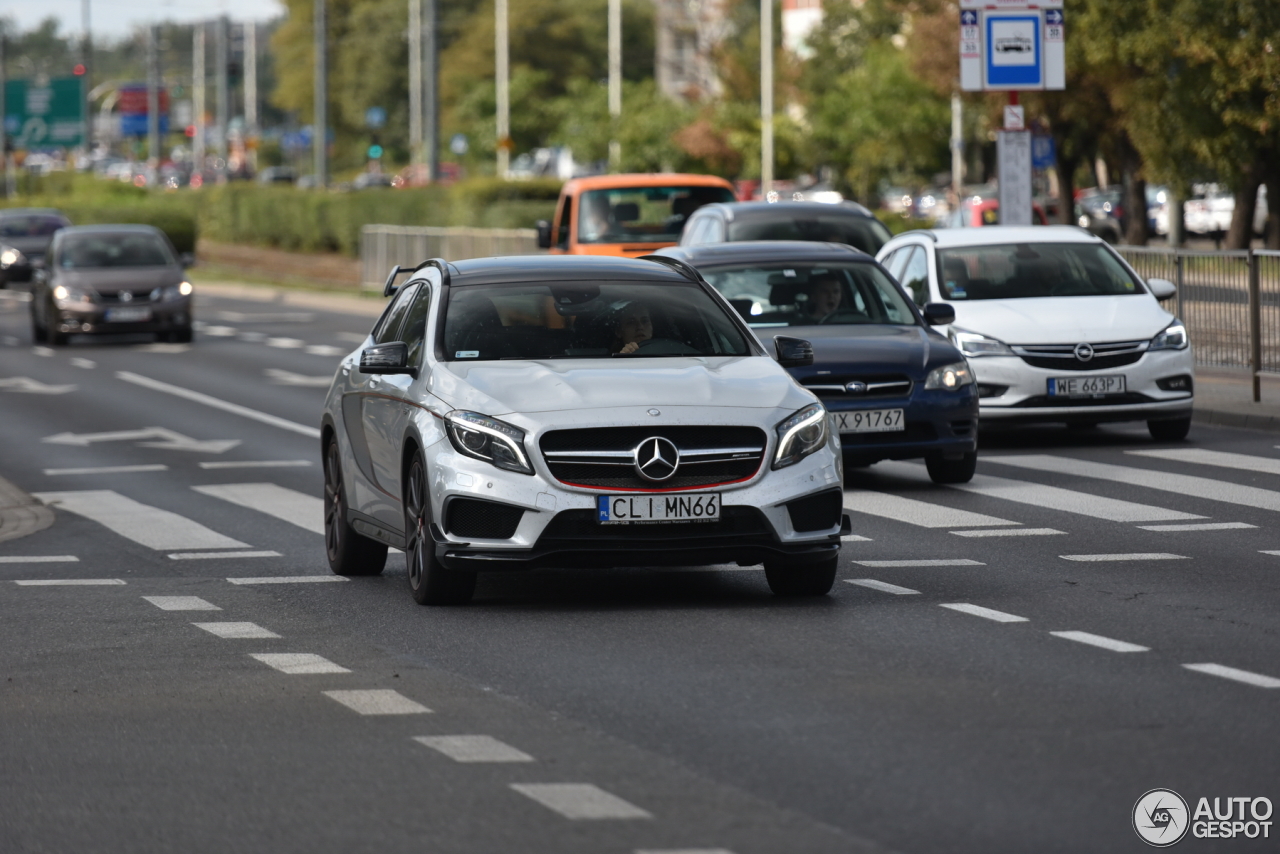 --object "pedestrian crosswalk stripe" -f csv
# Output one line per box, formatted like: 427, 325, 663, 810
844, 489, 1017, 528
1060, 553, 1187, 562
986, 454, 1280, 515
853, 559, 984, 567
845, 579, 921, 595
0, 555, 78, 563
939, 603, 1028, 623
952, 473, 1203, 523
1128, 448, 1280, 477
414, 735, 533, 762
227, 575, 347, 585
193, 483, 323, 535
250, 653, 349, 674
144, 596, 220, 611
324, 689, 430, 715
511, 783, 652, 820
33, 490, 249, 551
1137, 522, 1255, 532
198, 460, 313, 470
168, 550, 283, 560
14, 578, 125, 586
